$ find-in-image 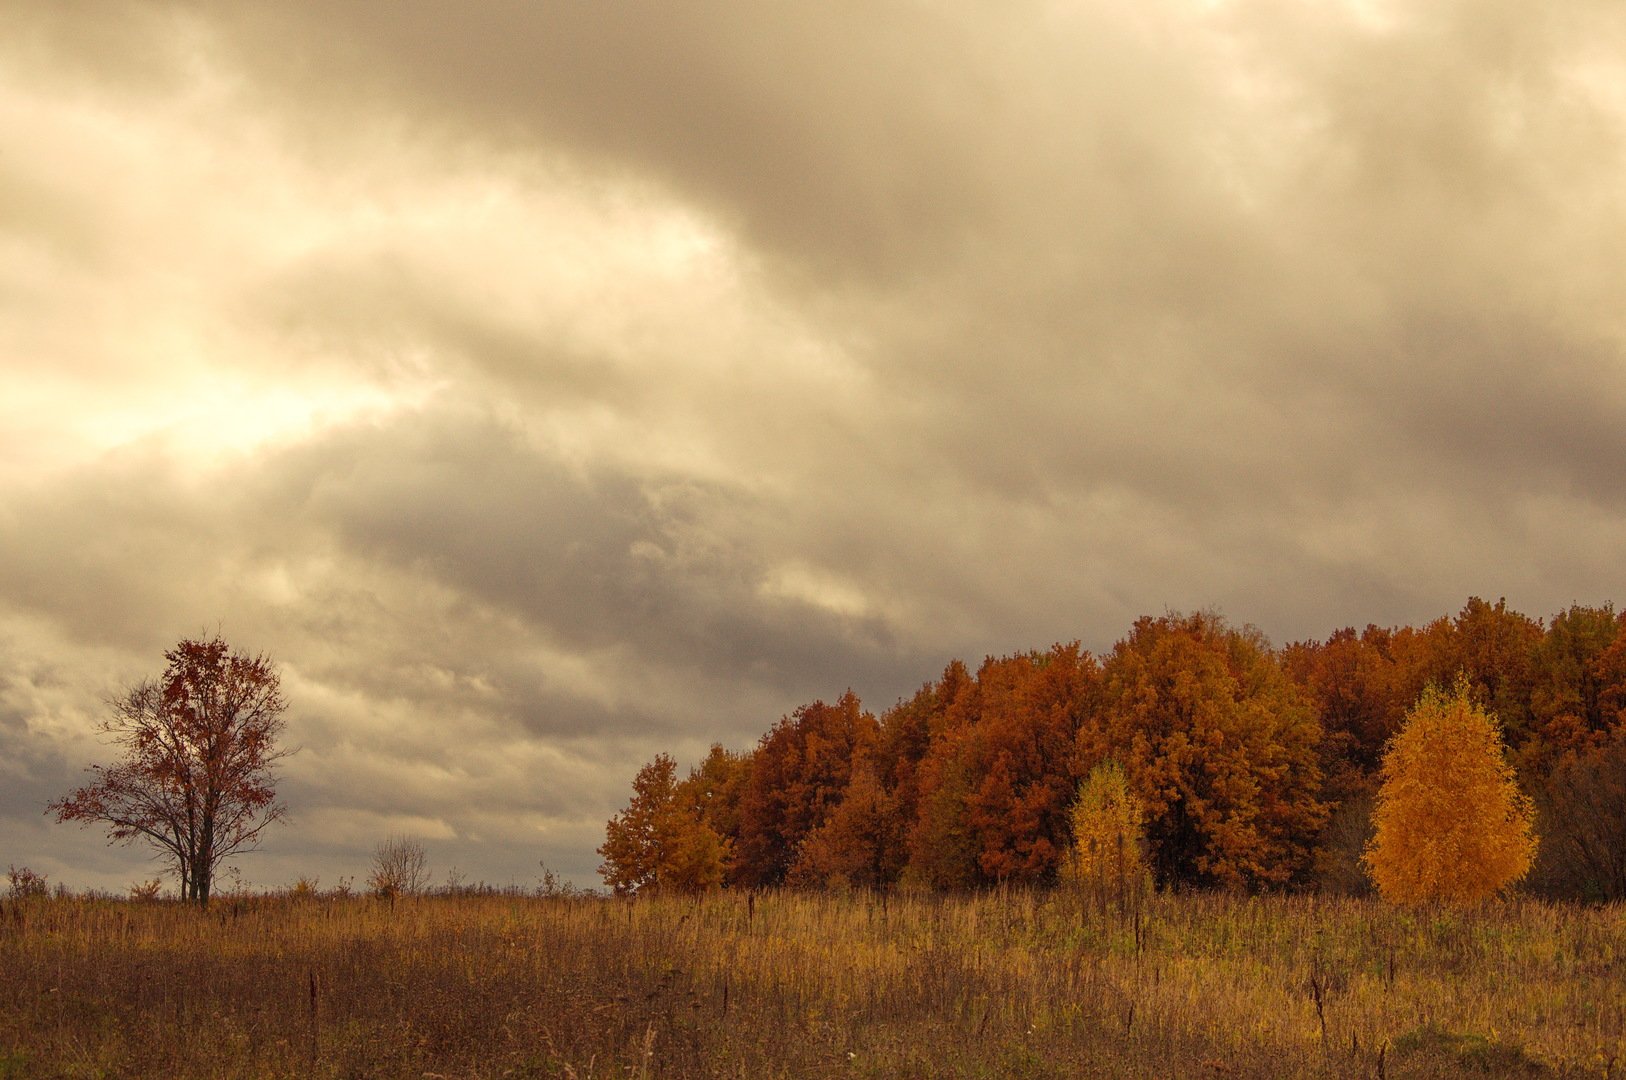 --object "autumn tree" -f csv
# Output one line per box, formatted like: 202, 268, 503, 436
901, 647, 1097, 887
1405, 598, 1543, 750
1518, 605, 1623, 771
733, 692, 877, 888
598, 753, 728, 896
901, 662, 982, 888
650, 809, 729, 894
1065, 760, 1149, 912
1085, 612, 1327, 890
1282, 624, 1425, 892
661, 751, 734, 894
48, 636, 290, 905
1283, 625, 1417, 778
599, 755, 675, 895
966, 646, 1097, 884
871, 662, 971, 858
1364, 682, 1537, 907
905, 745, 981, 888
1592, 616, 1626, 729
789, 761, 906, 888
677, 743, 751, 850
